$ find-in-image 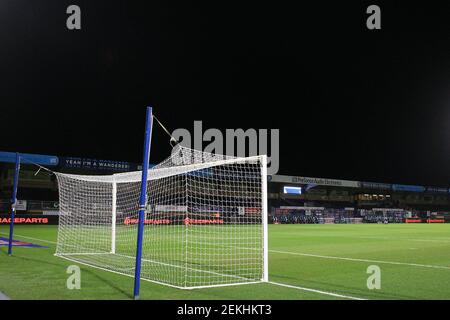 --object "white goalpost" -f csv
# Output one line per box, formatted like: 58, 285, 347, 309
54, 136, 268, 290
